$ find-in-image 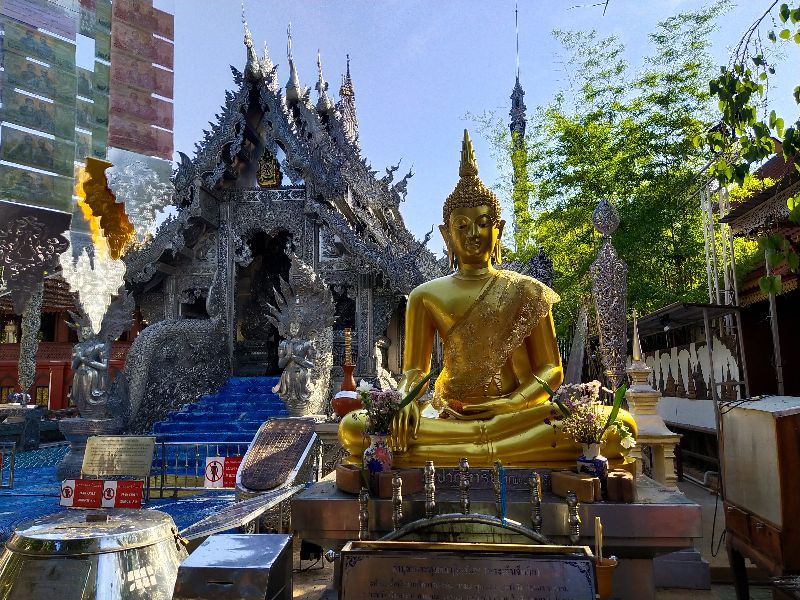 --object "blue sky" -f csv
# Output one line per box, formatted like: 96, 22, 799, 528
173, 1, 800, 254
